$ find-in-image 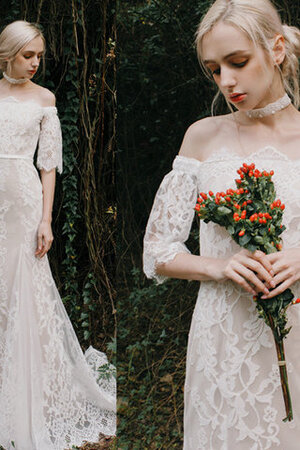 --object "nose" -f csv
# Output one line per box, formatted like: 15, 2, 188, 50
219, 66, 237, 90
32, 56, 40, 67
